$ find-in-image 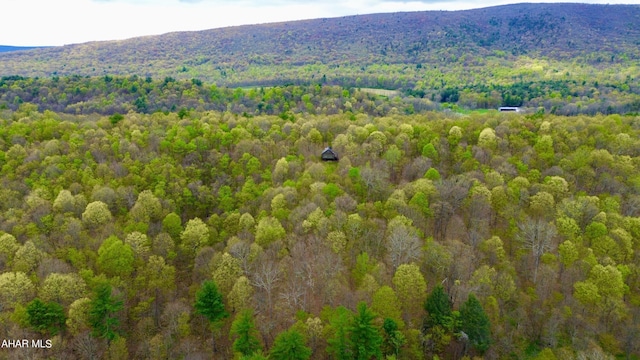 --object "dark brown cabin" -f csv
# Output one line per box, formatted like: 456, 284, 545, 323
321, 147, 339, 161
